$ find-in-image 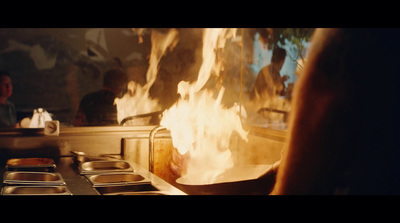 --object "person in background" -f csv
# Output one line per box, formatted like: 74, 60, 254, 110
0, 71, 19, 128
250, 46, 289, 101
74, 68, 127, 126
270, 28, 400, 195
